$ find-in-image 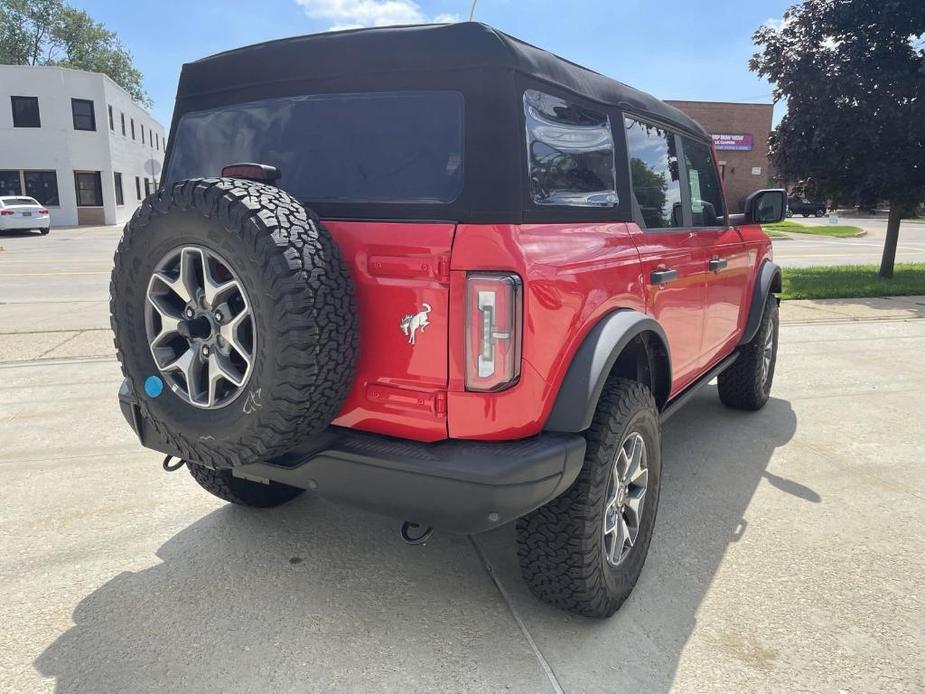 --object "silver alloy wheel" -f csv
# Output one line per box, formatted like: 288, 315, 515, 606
603, 431, 648, 567
144, 245, 255, 409
761, 328, 774, 385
